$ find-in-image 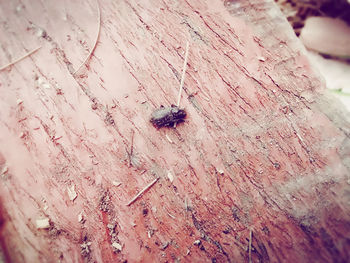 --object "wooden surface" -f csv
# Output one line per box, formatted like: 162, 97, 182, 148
0, 0, 350, 262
